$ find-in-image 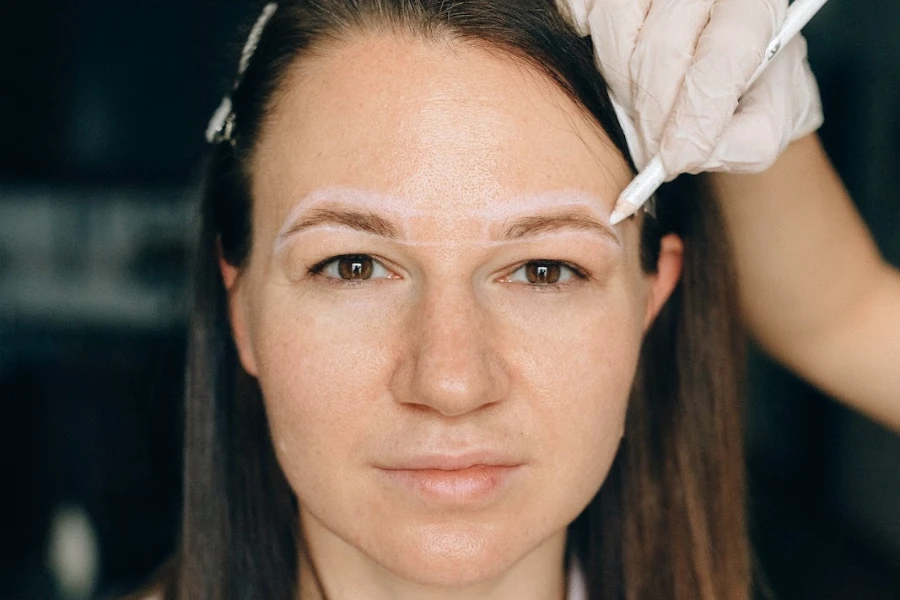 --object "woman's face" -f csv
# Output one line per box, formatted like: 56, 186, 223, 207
224, 33, 681, 592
